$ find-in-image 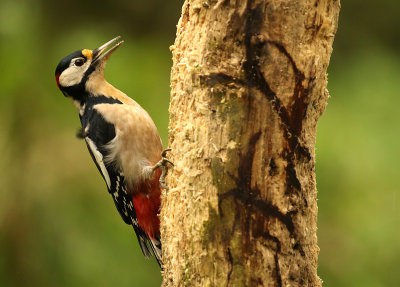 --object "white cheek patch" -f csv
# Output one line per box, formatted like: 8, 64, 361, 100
58, 61, 91, 87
